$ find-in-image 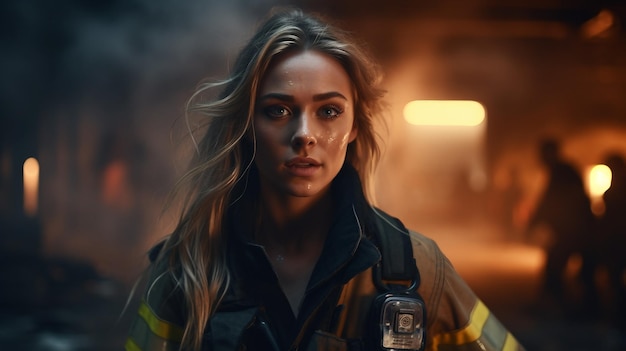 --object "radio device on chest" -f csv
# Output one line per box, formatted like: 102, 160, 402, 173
368, 211, 426, 351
